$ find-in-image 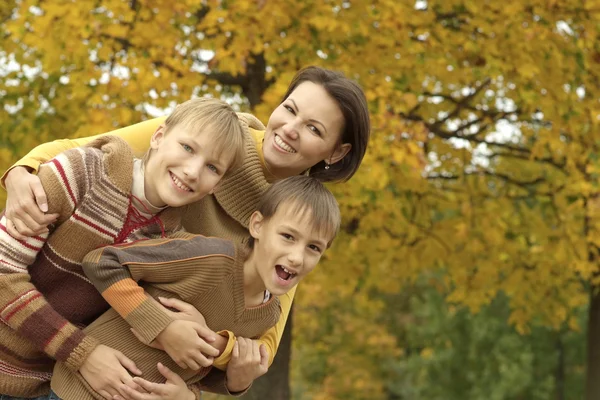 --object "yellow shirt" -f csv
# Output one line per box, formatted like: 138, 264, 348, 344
2, 117, 295, 370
